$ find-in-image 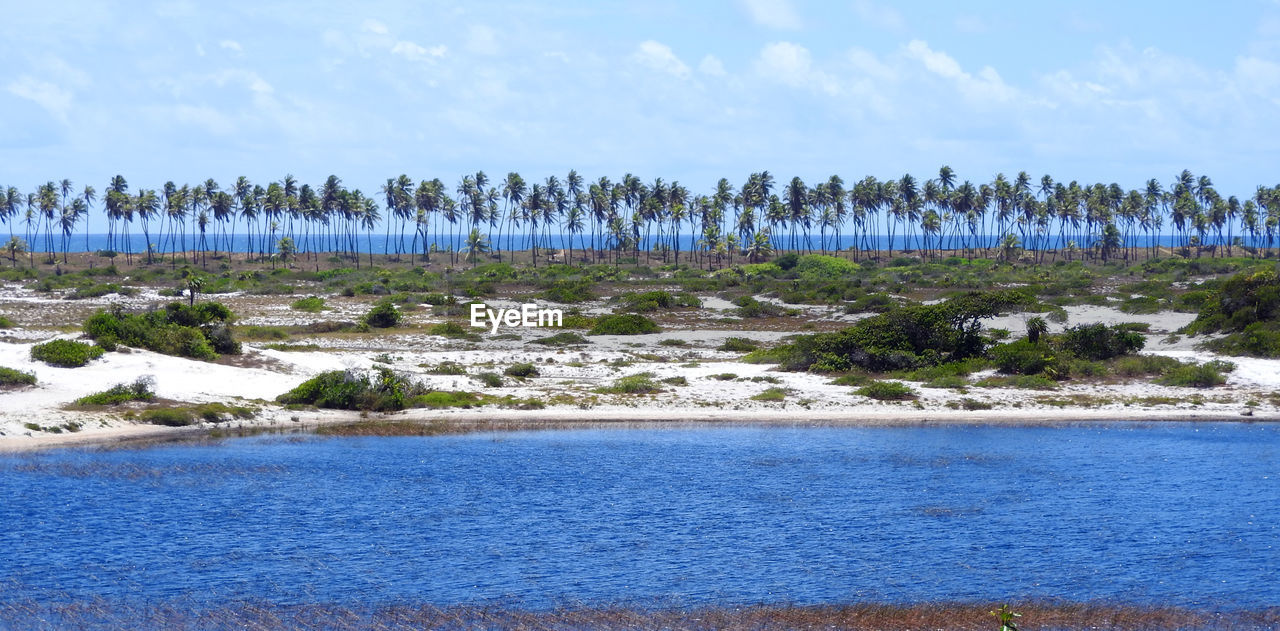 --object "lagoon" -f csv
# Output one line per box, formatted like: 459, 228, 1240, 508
1, 423, 1276, 609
